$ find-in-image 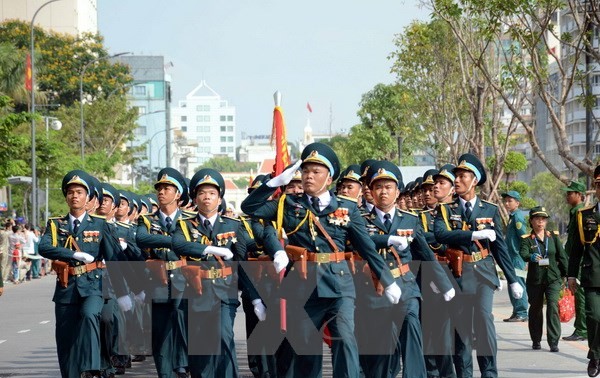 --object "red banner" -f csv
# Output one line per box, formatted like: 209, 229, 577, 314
271, 106, 291, 176
25, 54, 32, 91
